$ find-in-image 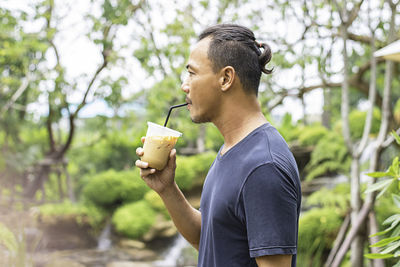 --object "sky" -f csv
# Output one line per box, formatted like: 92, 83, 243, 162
3, 0, 325, 122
